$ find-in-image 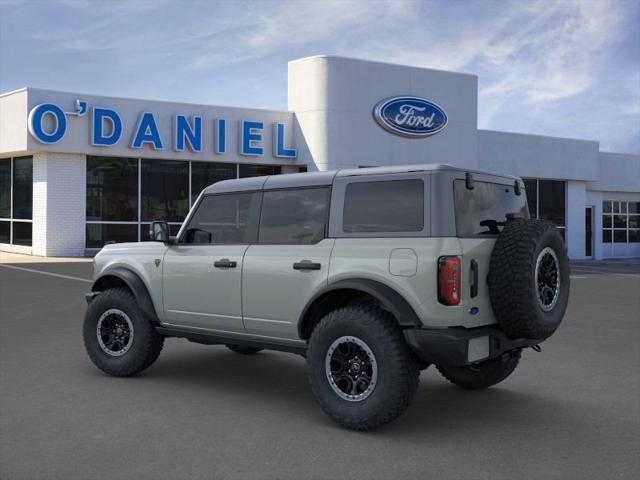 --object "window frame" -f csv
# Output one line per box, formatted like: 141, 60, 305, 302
329, 173, 430, 238
257, 186, 331, 245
